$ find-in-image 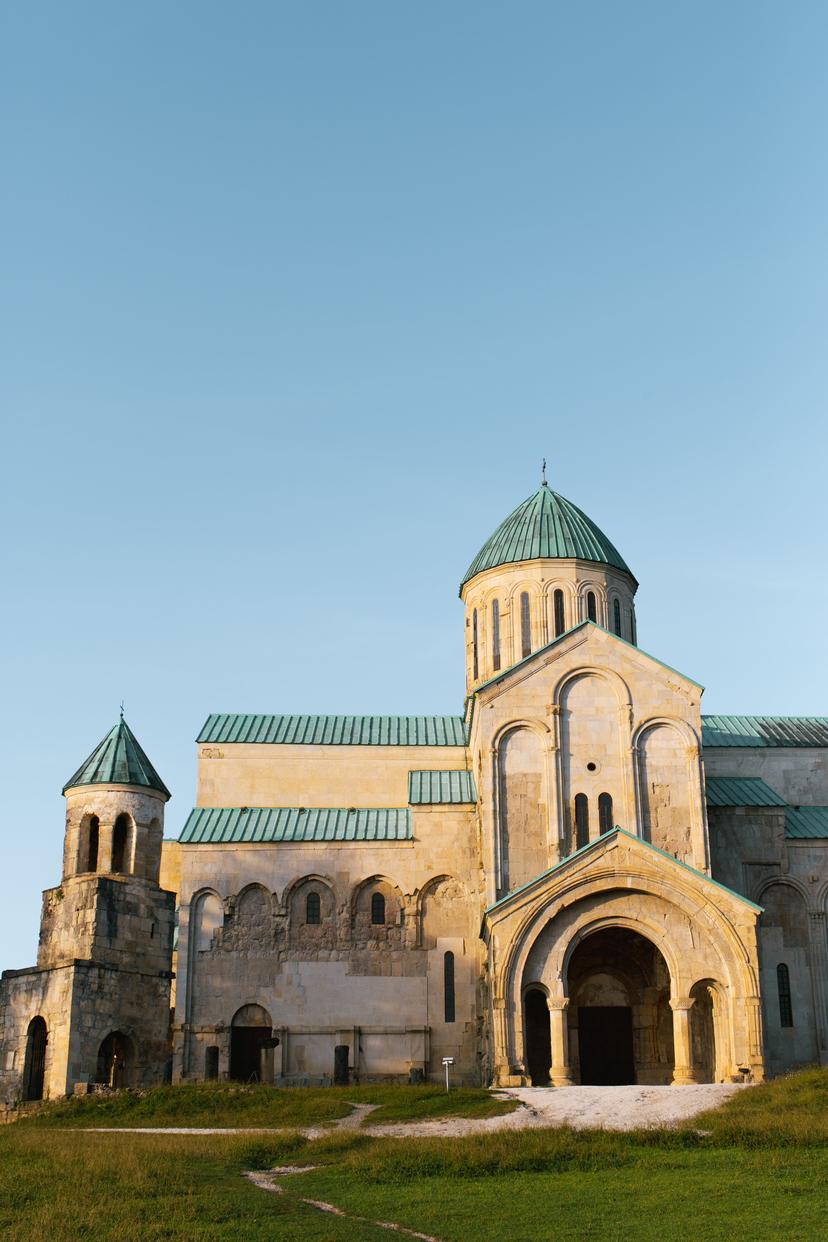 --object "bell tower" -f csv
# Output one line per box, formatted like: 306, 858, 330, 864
0, 717, 175, 1108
